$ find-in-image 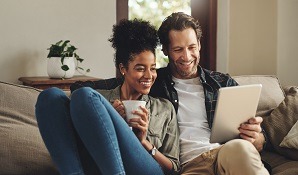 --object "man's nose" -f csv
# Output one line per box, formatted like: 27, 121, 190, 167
182, 50, 191, 61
